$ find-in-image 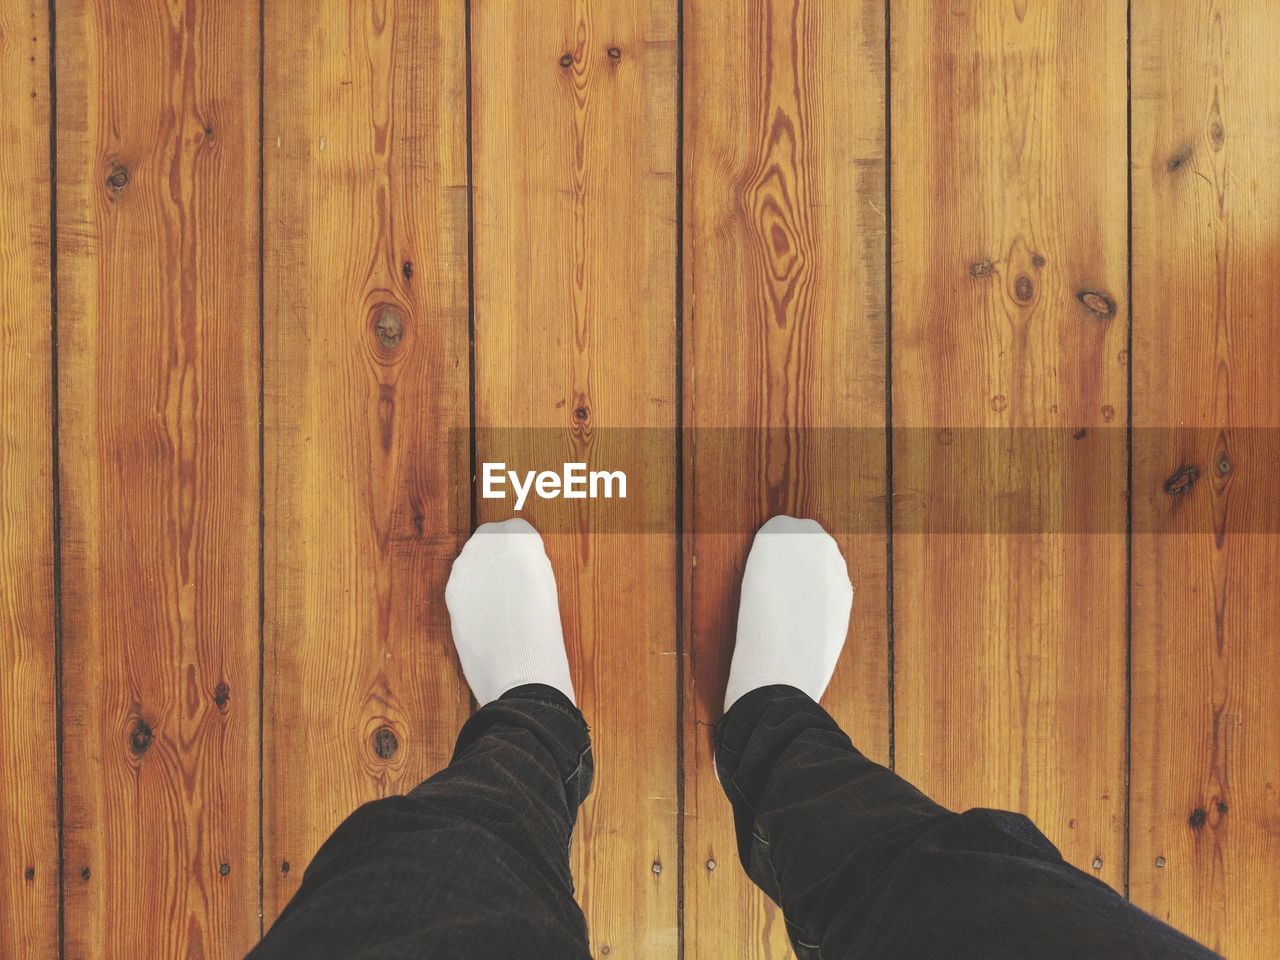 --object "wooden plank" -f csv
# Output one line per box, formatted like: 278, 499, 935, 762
262, 0, 472, 922
55, 0, 261, 955
470, 2, 679, 956
683, 0, 889, 955
1130, 3, 1280, 953
890, 0, 1129, 889
0, 0, 57, 955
